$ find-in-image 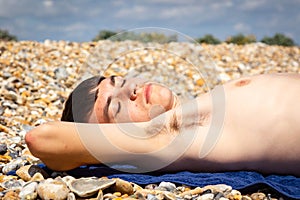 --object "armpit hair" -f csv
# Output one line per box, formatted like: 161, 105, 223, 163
145, 110, 211, 136
144, 116, 169, 136
169, 110, 211, 133
144, 110, 183, 136
169, 111, 181, 133
145, 123, 165, 136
